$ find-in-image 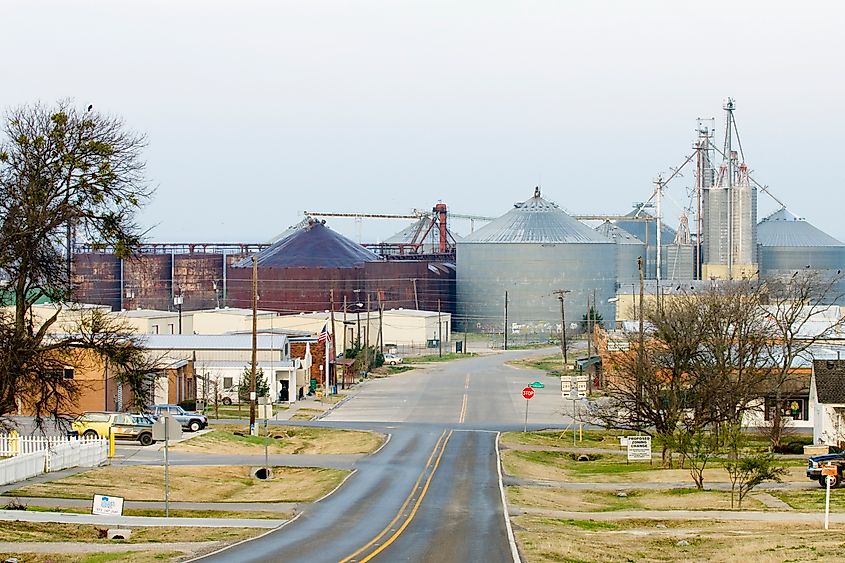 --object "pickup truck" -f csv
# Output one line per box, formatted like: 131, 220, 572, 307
807, 452, 844, 488
146, 404, 208, 432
